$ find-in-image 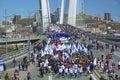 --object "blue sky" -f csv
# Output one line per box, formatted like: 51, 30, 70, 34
0, 0, 120, 23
